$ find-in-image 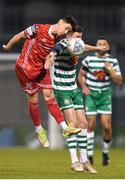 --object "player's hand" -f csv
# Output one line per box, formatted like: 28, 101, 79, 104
44, 53, 55, 69
105, 62, 112, 72
3, 44, 9, 51
98, 45, 107, 51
